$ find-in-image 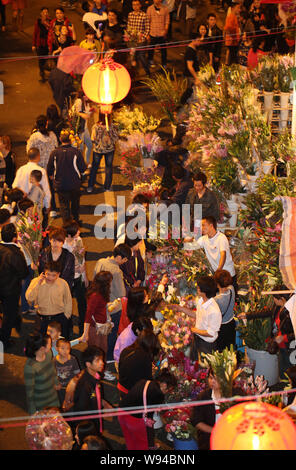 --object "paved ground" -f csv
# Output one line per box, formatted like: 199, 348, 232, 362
0, 0, 226, 450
